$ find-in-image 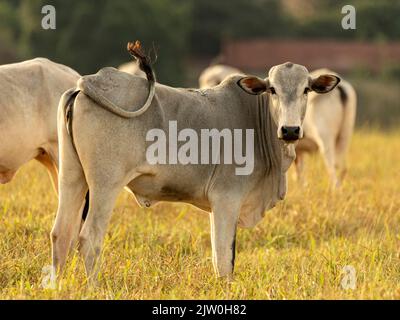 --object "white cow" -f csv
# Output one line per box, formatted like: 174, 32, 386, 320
0, 58, 80, 191
199, 64, 243, 89
51, 42, 340, 282
294, 68, 357, 187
